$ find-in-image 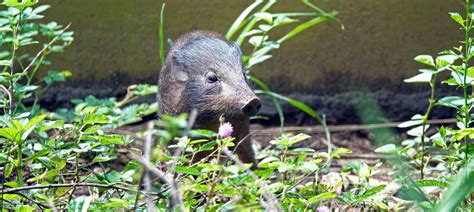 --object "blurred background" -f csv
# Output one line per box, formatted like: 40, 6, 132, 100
41, 0, 461, 125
